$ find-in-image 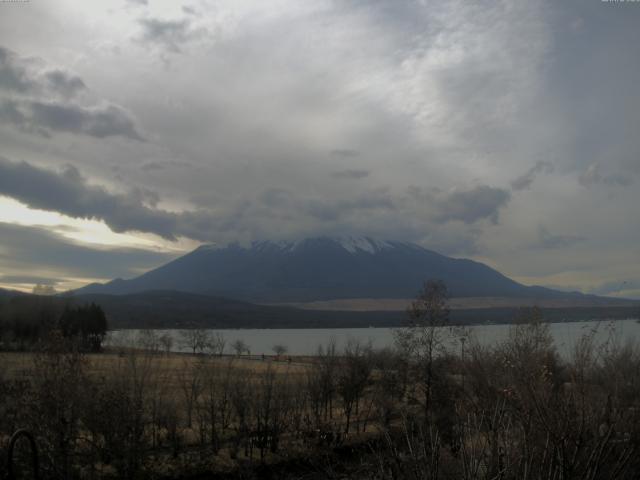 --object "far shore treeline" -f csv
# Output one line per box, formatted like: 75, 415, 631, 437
0, 289, 638, 336
0, 295, 107, 351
